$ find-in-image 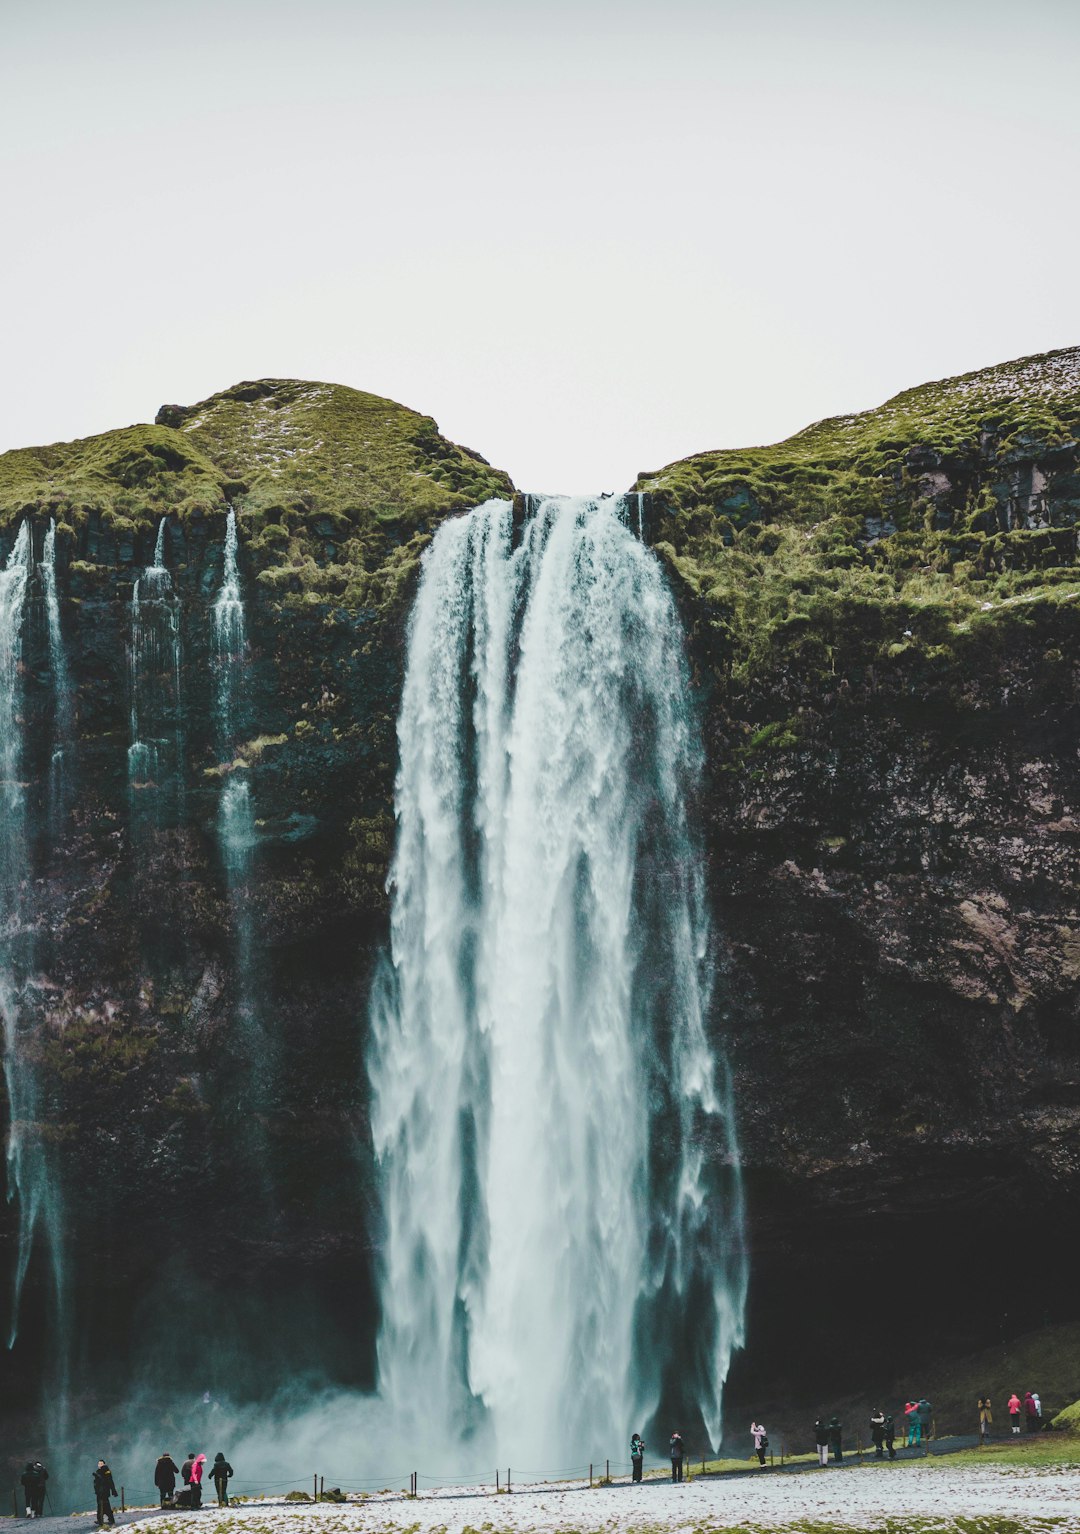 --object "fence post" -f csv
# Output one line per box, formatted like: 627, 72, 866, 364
781, 1441, 785, 1467
314, 1474, 318, 1502
606, 1460, 609, 1481
589, 1465, 592, 1487
507, 1469, 510, 1493
320, 1477, 325, 1500
496, 1471, 499, 1493
121, 1488, 126, 1513
856, 1432, 862, 1463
